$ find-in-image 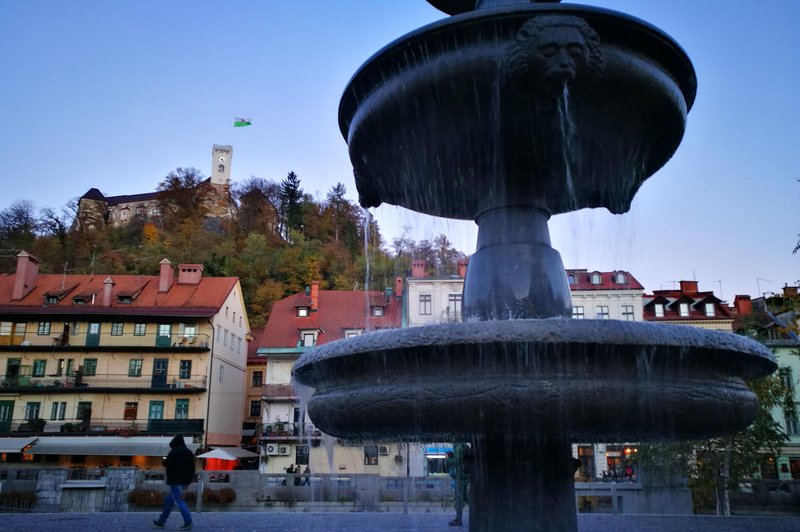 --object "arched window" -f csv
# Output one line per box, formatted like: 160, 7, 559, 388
567, 274, 576, 285
590, 272, 602, 285
218, 164, 225, 173
615, 272, 627, 284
